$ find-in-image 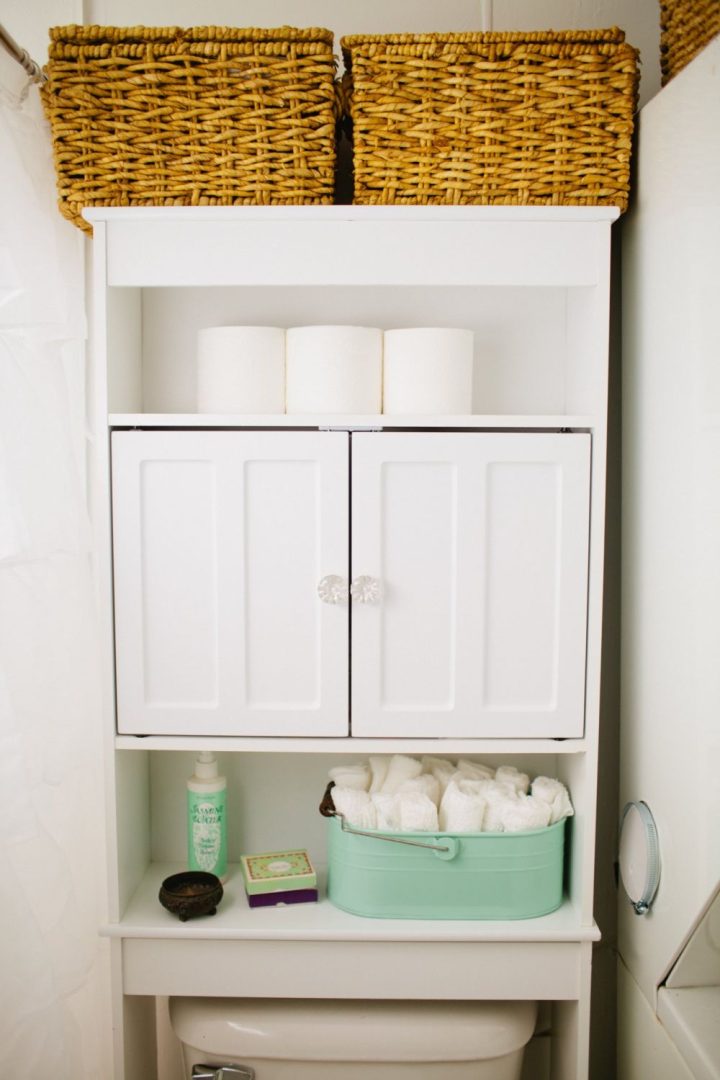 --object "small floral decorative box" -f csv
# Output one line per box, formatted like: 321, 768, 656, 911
246, 887, 318, 908
240, 849, 317, 896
